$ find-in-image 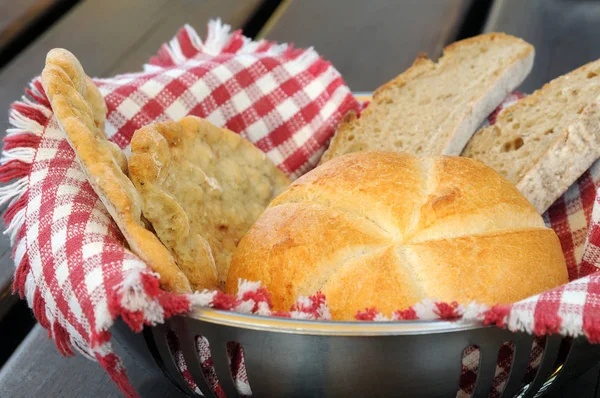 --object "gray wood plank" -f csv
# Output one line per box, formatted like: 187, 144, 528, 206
0, 324, 185, 397
0, 0, 42, 33
484, 0, 600, 93
0, 0, 65, 50
0, 0, 262, 312
262, 0, 473, 91
108, 0, 263, 76
0, 0, 262, 120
